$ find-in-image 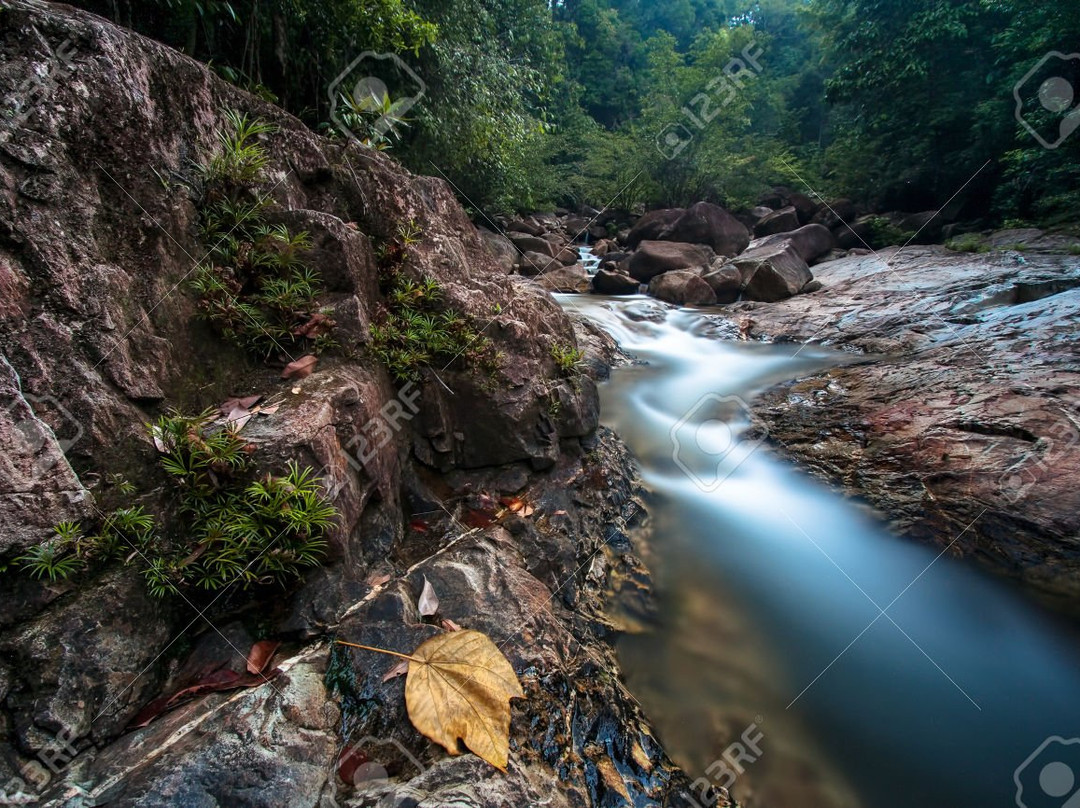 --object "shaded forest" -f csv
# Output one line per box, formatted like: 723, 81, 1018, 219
76, 0, 1080, 224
